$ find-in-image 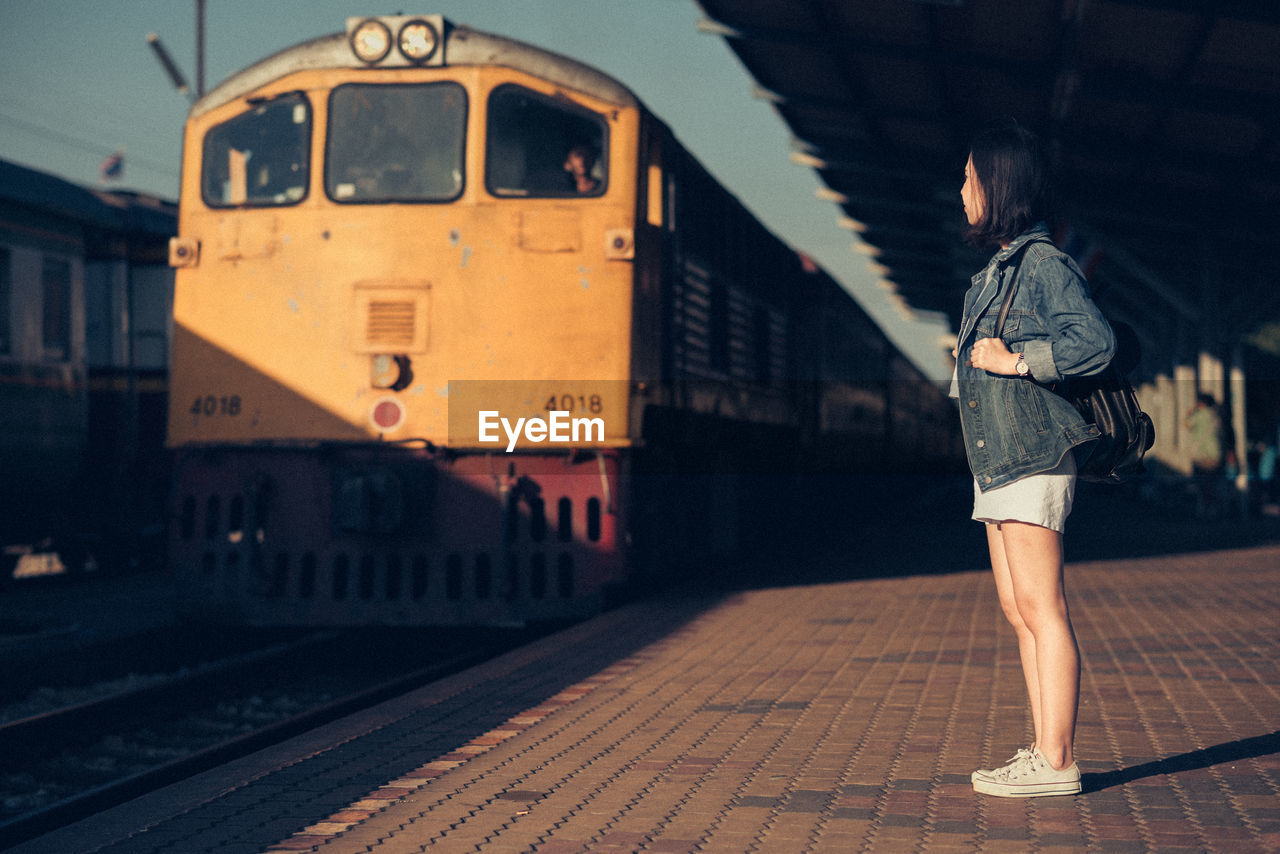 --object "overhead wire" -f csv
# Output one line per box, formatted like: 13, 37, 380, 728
0, 100, 180, 180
